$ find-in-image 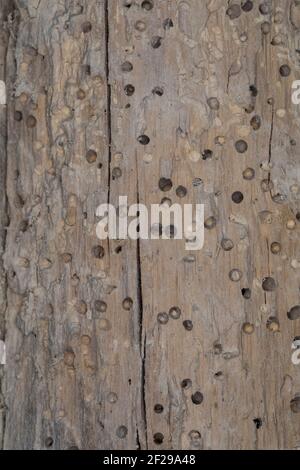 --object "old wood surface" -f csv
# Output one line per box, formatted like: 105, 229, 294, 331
0, 0, 300, 450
